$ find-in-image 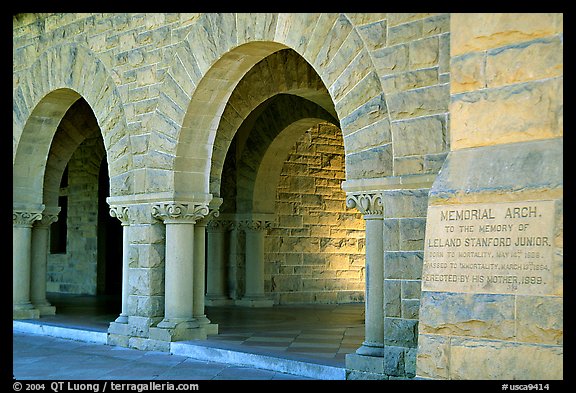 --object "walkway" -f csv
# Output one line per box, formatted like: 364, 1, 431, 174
13, 294, 365, 380
13, 331, 312, 380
